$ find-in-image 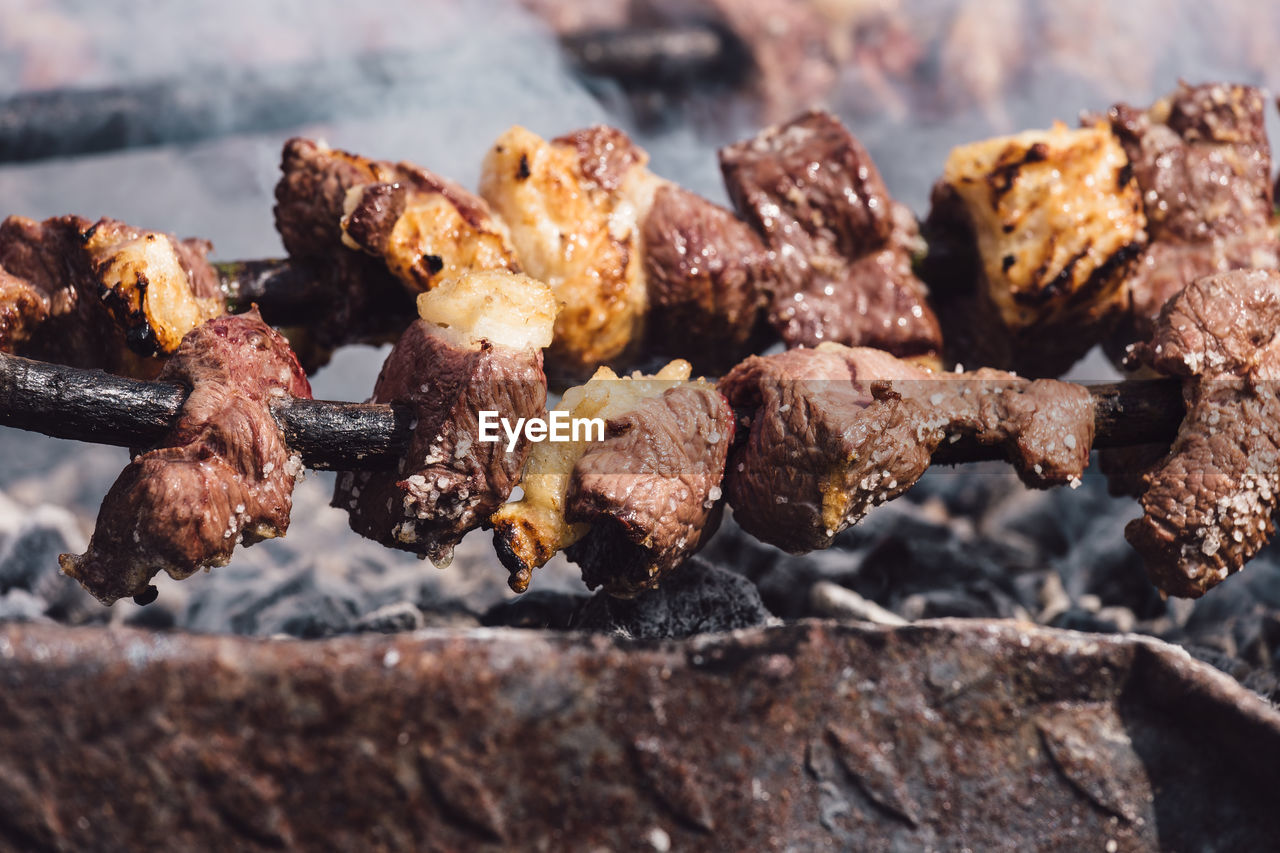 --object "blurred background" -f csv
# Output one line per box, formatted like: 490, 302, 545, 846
0, 0, 1278, 682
